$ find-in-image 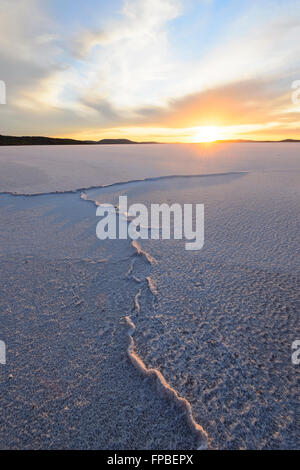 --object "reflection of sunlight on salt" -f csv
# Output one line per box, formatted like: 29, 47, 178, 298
187, 140, 223, 164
